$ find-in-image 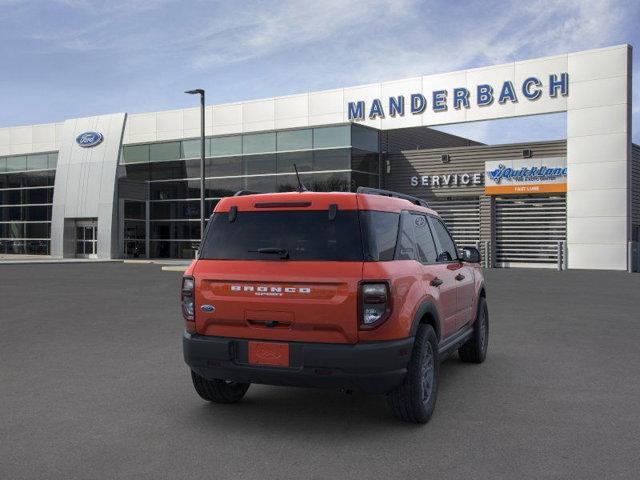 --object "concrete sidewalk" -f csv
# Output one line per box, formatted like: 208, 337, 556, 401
0, 255, 119, 265
124, 259, 192, 271
0, 256, 192, 267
